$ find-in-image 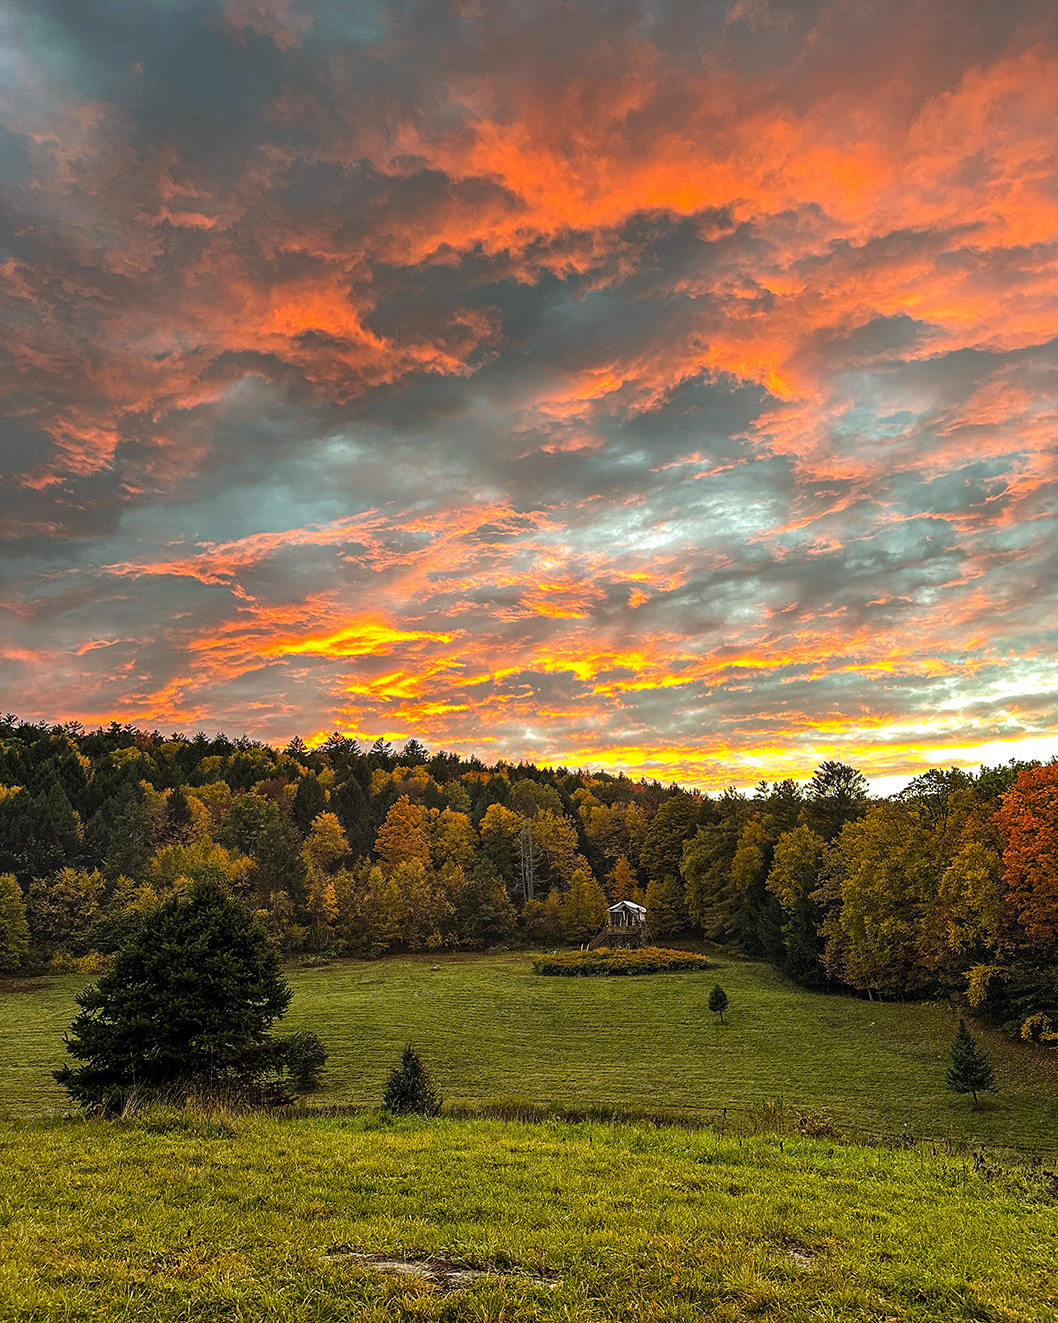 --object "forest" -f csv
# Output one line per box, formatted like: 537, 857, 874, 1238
0, 714, 1055, 1039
